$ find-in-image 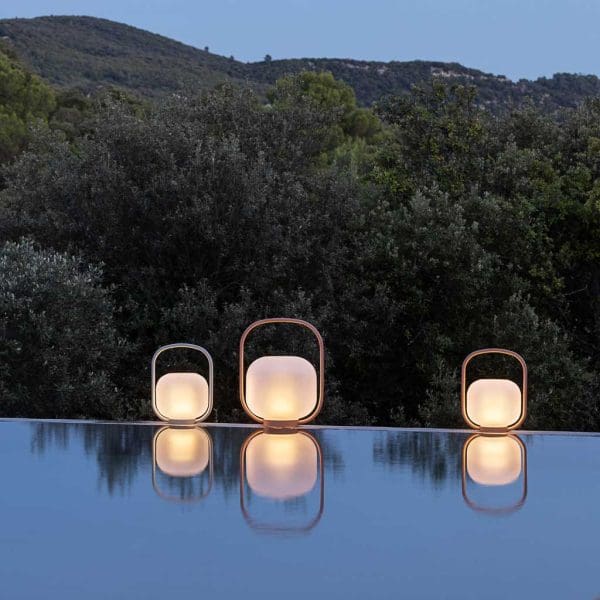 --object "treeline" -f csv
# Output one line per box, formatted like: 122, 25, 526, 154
0, 52, 599, 429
